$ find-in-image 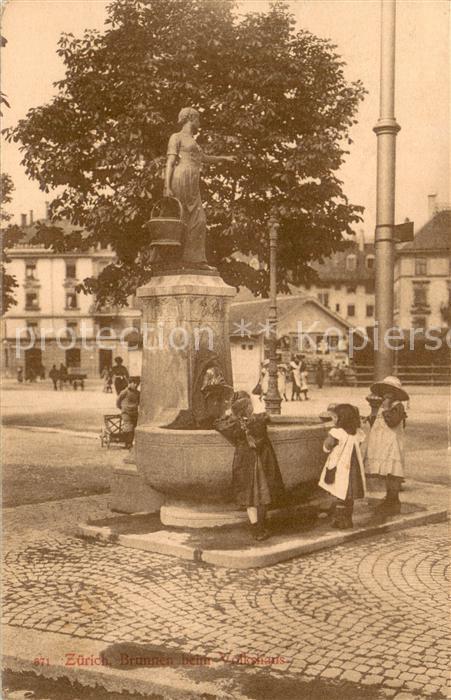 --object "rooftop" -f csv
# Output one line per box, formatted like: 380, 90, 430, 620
229, 294, 355, 336
309, 241, 375, 283
399, 210, 451, 253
